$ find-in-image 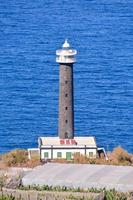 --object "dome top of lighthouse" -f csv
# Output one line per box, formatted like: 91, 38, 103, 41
62, 39, 70, 48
